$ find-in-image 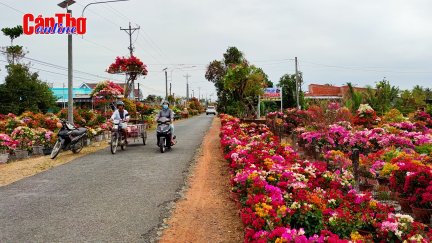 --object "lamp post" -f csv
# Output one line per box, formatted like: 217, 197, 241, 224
58, 0, 129, 123
58, 0, 75, 123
